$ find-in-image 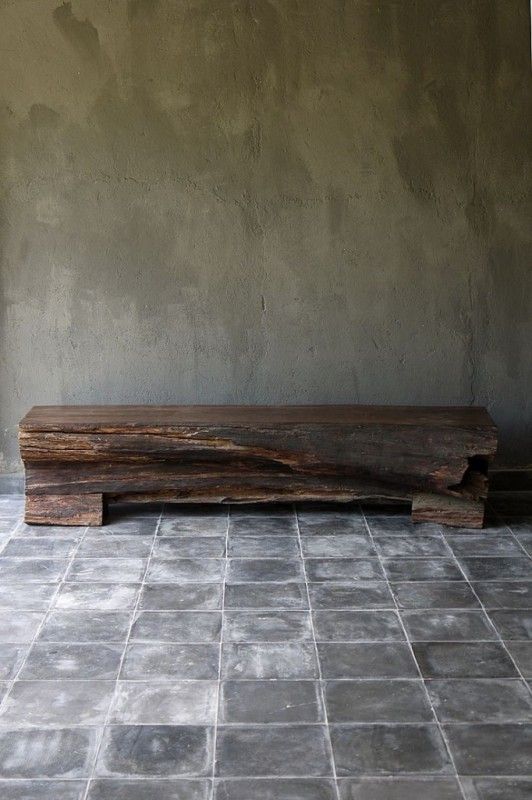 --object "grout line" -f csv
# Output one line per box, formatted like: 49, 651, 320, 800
359, 506, 469, 800
80, 507, 164, 800
294, 504, 341, 800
